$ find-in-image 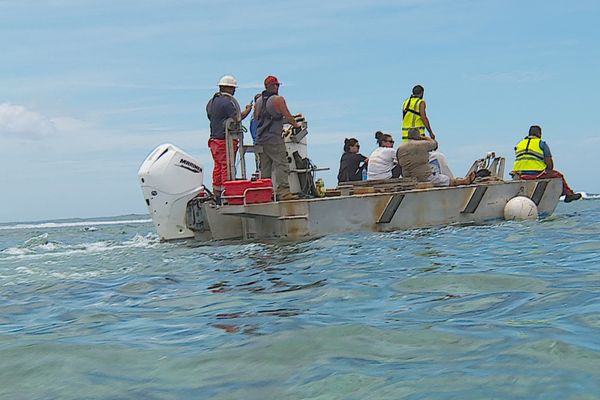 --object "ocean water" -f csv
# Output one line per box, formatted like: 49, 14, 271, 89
1, 201, 600, 400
